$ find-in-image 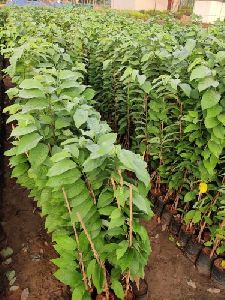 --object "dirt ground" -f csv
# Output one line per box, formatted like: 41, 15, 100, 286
1, 155, 225, 300
146, 220, 225, 300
